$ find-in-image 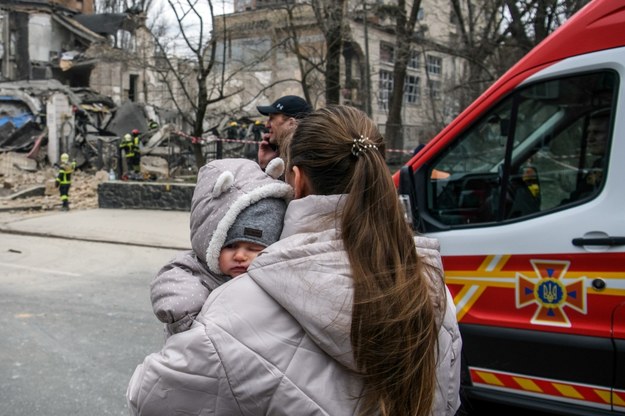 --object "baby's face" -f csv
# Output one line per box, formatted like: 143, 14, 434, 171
218, 241, 266, 277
